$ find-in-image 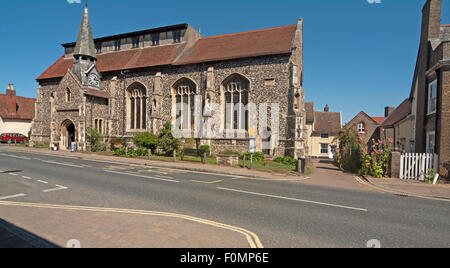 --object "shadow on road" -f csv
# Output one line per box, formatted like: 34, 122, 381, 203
1, 170, 24, 174
0, 218, 59, 248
